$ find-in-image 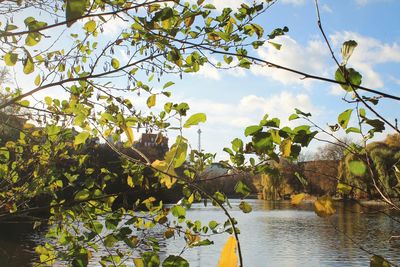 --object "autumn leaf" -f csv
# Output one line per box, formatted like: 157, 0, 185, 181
291, 193, 305, 205
314, 195, 336, 217
218, 236, 238, 267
